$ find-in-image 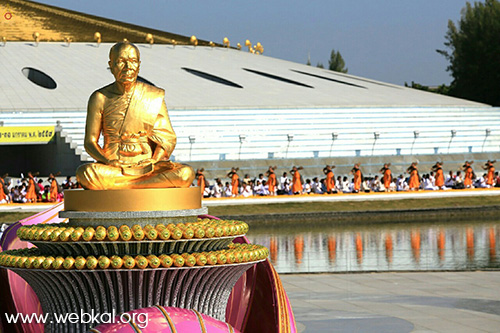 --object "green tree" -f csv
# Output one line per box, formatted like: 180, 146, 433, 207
316, 62, 324, 68
328, 49, 348, 73
437, 0, 500, 105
